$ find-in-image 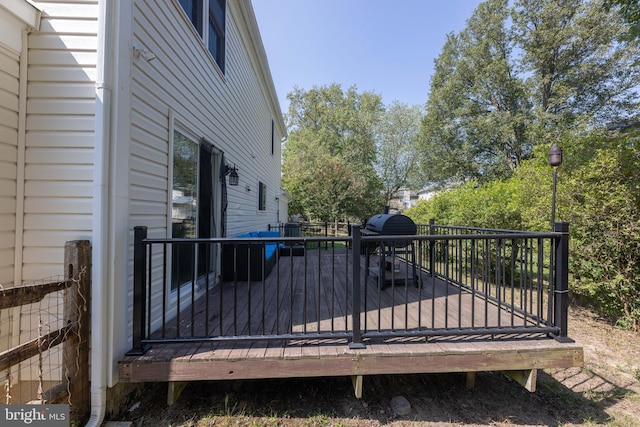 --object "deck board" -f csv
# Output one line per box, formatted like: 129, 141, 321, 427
120, 249, 583, 384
